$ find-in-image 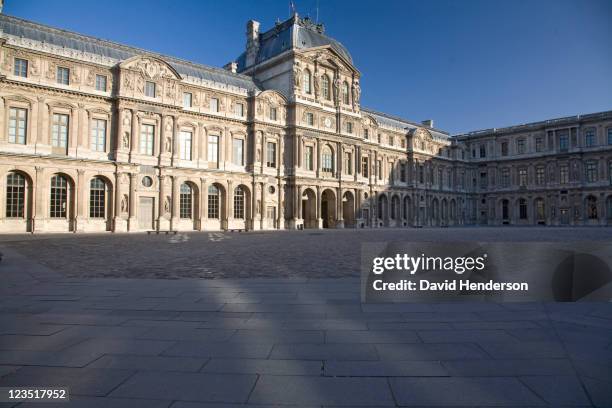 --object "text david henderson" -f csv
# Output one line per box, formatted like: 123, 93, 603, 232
372, 279, 529, 291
